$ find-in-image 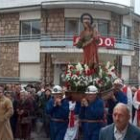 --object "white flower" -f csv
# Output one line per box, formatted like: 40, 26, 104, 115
107, 65, 117, 80
72, 74, 78, 80
76, 63, 83, 73
66, 74, 71, 80
106, 61, 110, 69
99, 66, 103, 78
68, 64, 73, 70
84, 64, 90, 73
110, 66, 115, 71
